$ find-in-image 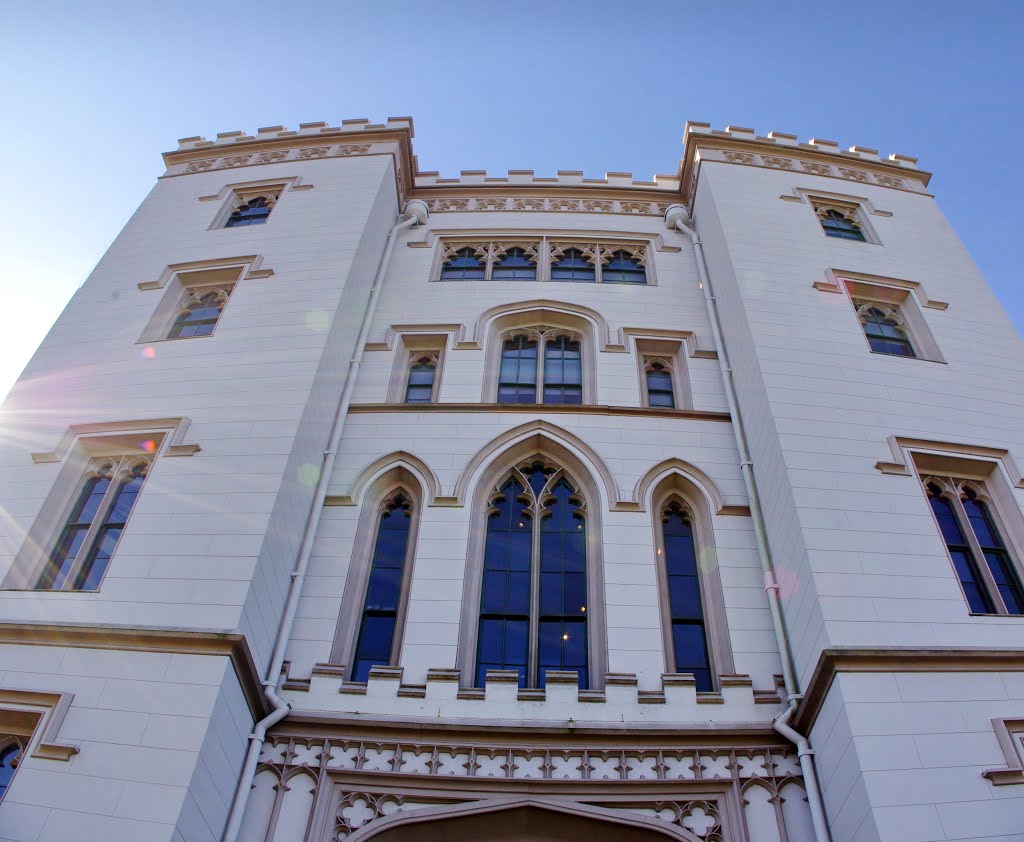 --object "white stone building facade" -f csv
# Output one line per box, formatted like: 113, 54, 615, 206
0, 118, 1021, 842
